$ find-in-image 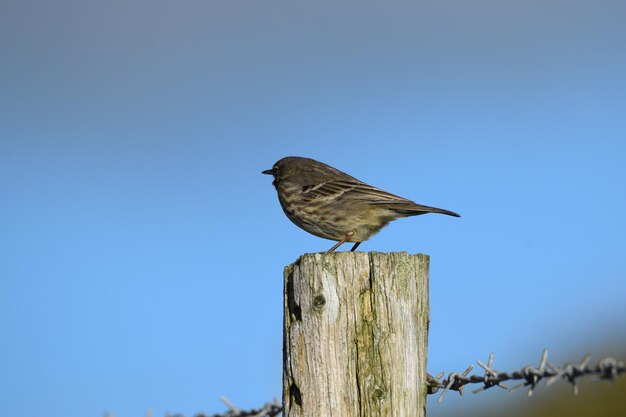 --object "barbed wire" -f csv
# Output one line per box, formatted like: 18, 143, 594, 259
426, 349, 625, 403
185, 397, 282, 417
157, 349, 624, 417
